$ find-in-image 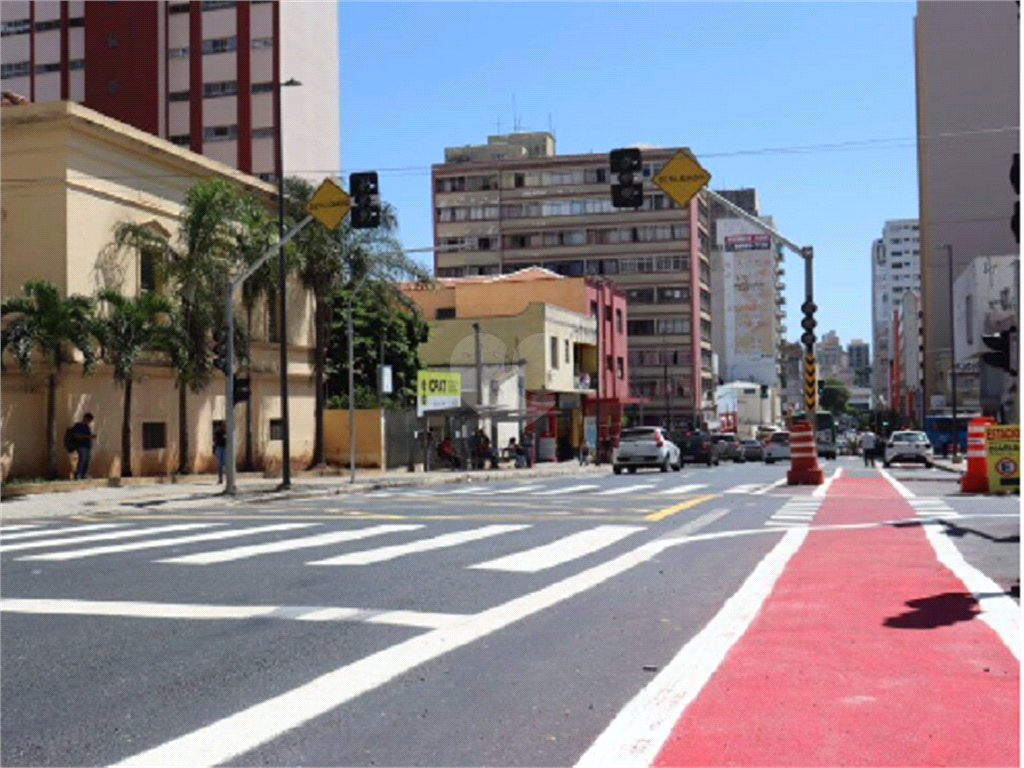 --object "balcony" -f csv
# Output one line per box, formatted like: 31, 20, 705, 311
776, 281, 785, 292
775, 294, 786, 305
574, 371, 596, 391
